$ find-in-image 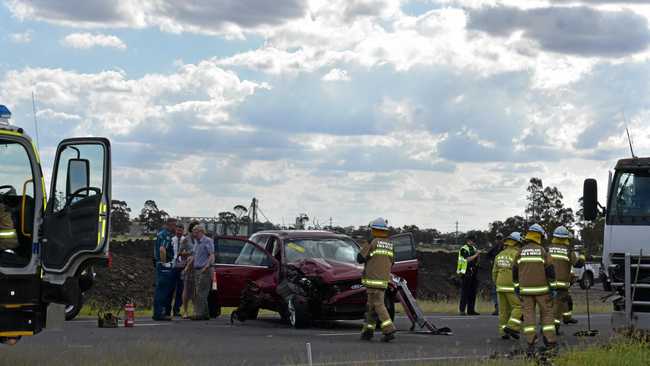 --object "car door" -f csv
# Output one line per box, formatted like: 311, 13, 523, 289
213, 237, 277, 307
390, 232, 418, 294
42, 138, 111, 275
